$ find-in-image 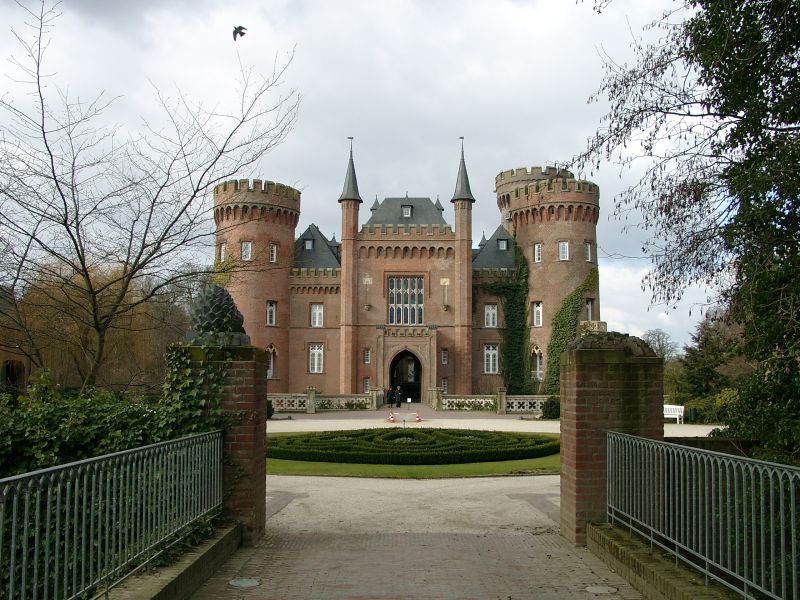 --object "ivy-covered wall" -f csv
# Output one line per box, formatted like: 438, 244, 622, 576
542, 267, 599, 395
477, 246, 535, 394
